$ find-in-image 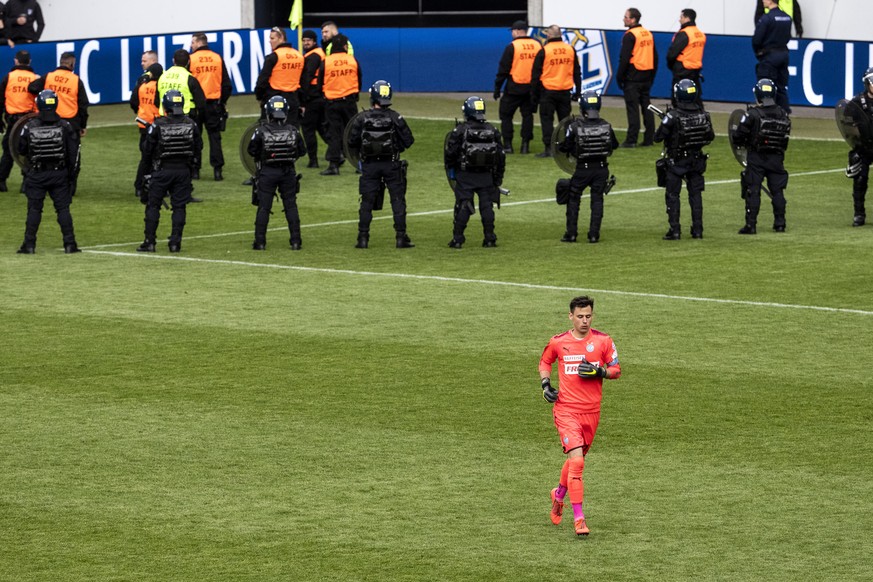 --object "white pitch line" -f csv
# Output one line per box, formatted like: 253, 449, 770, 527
79, 167, 845, 250
82, 250, 873, 317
